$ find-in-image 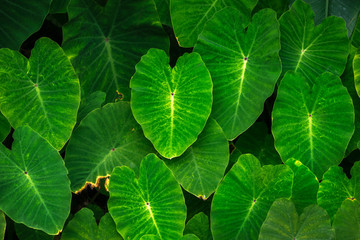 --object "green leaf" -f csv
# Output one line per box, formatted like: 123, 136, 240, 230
194, 8, 281, 140
0, 212, 5, 240
0, 126, 71, 235
108, 154, 186, 240
211, 154, 293, 239
171, 0, 258, 47
317, 161, 360, 220
279, 0, 349, 82
333, 199, 360, 240
62, 0, 169, 103
182, 234, 200, 240
0, 37, 80, 150
164, 118, 229, 198
65, 101, 154, 192
297, 0, 360, 36
234, 122, 281, 166
153, 0, 171, 26
14, 224, 52, 240
60, 208, 123, 240
342, 46, 360, 156
183, 212, 212, 240
140, 235, 161, 240
258, 199, 334, 240
50, 0, 71, 13
352, 15, 360, 48
0, 113, 10, 142
130, 49, 212, 158
272, 71, 354, 178
0, 0, 52, 49
354, 50, 360, 98
285, 159, 319, 213
77, 91, 106, 124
